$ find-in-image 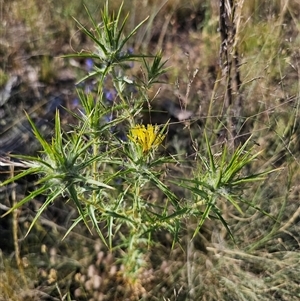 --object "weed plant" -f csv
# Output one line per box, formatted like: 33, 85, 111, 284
1, 1, 300, 300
